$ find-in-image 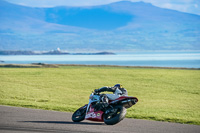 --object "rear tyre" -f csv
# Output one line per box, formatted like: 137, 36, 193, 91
103, 105, 126, 125
72, 107, 86, 122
